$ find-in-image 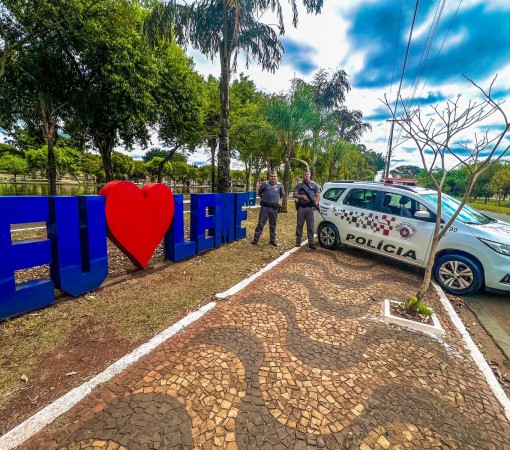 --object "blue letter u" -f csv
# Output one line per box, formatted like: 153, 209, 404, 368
48, 196, 108, 296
